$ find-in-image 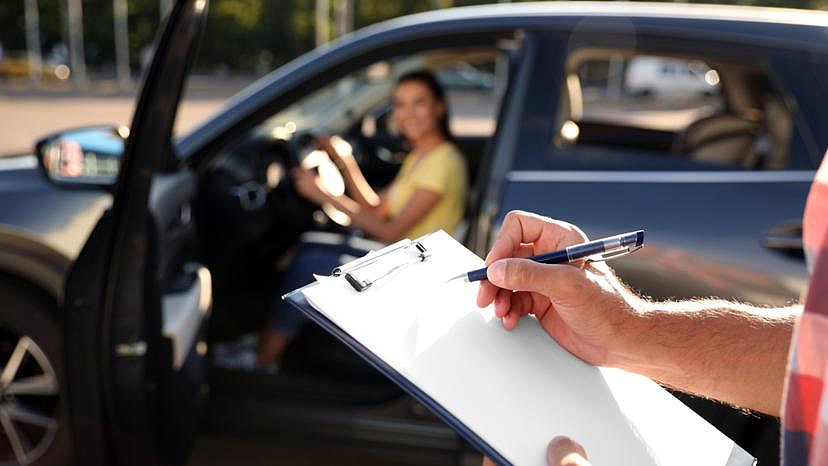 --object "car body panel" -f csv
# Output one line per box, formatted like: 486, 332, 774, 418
498, 174, 811, 304
0, 156, 111, 299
